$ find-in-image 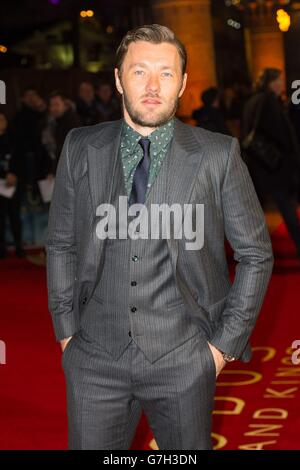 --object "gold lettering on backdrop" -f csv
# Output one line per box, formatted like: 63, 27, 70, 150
281, 355, 296, 366
253, 408, 288, 420
217, 370, 262, 386
264, 387, 297, 399
238, 440, 277, 450
271, 355, 300, 383
213, 397, 245, 415
238, 409, 288, 449
212, 433, 228, 450
252, 346, 276, 362
271, 380, 300, 384
244, 424, 283, 437
216, 345, 297, 449
271, 380, 300, 385
276, 367, 300, 376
